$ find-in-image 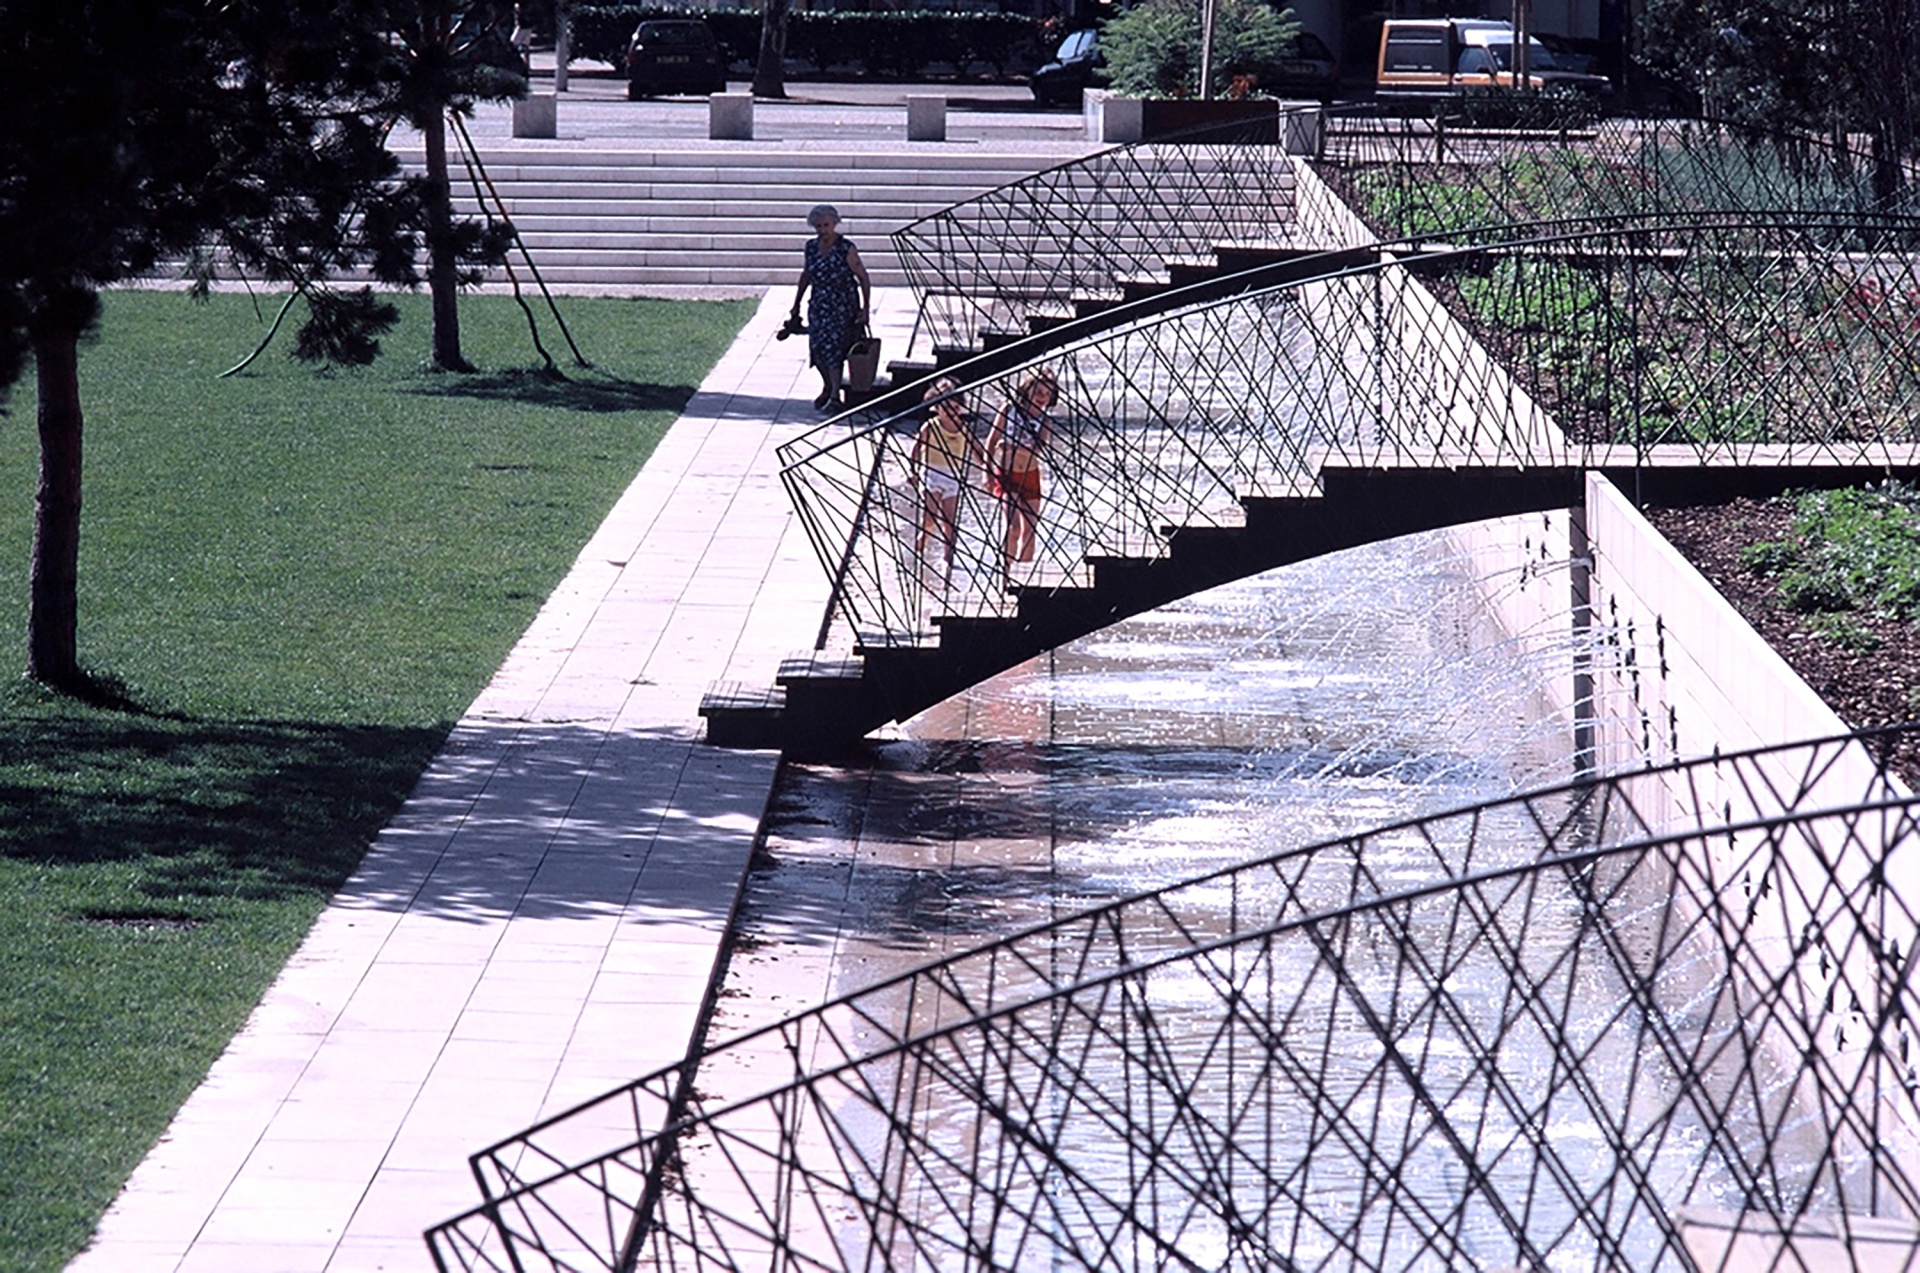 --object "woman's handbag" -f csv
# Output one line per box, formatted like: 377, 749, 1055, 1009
844, 325, 883, 393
